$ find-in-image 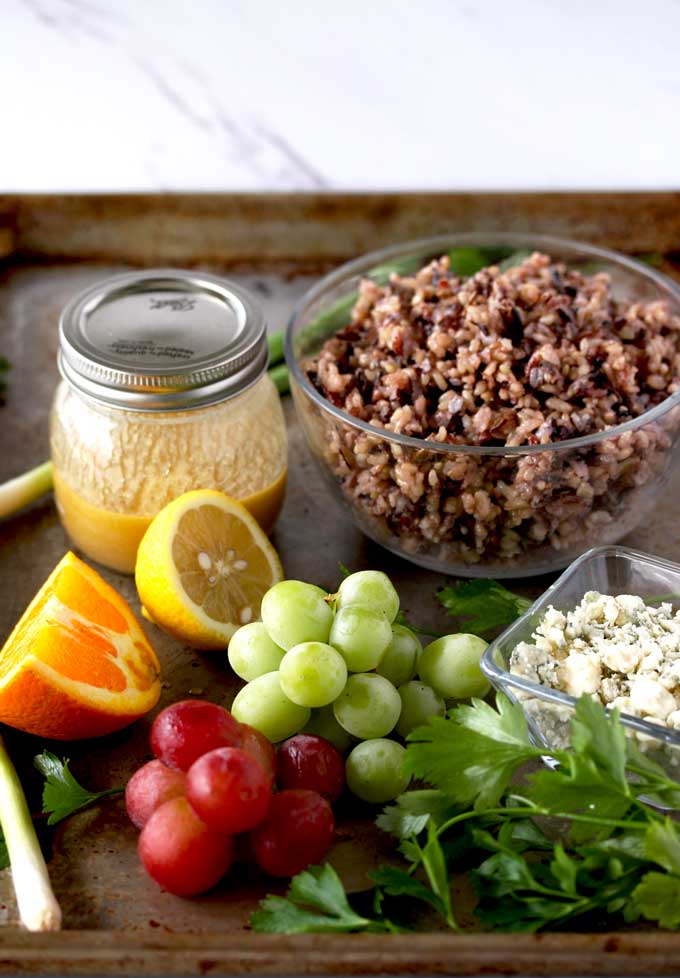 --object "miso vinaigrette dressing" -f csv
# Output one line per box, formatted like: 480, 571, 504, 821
50, 270, 287, 573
